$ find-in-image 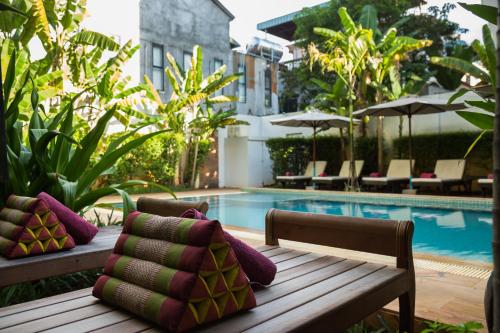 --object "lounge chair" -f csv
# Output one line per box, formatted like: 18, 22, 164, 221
478, 176, 493, 196
313, 160, 364, 189
276, 161, 327, 188
412, 159, 467, 193
362, 159, 415, 193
